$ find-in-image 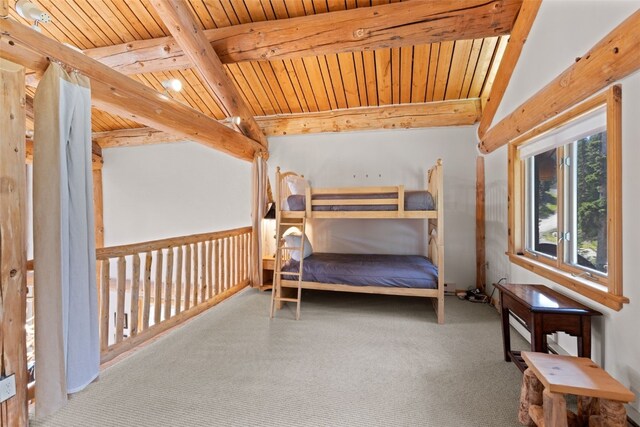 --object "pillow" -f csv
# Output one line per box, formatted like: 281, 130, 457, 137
283, 233, 313, 261
286, 175, 306, 195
